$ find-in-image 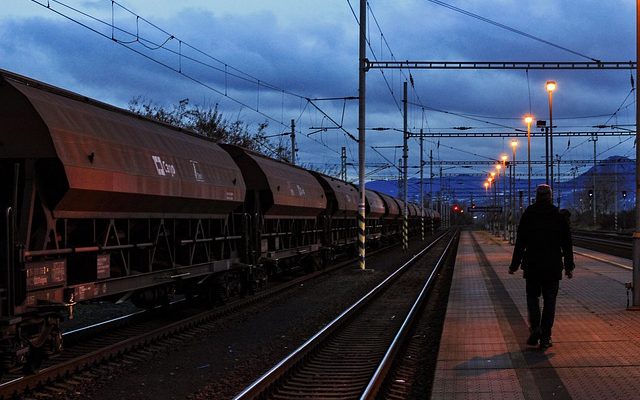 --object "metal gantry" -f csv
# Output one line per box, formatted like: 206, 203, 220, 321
407, 130, 635, 138
366, 61, 636, 70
